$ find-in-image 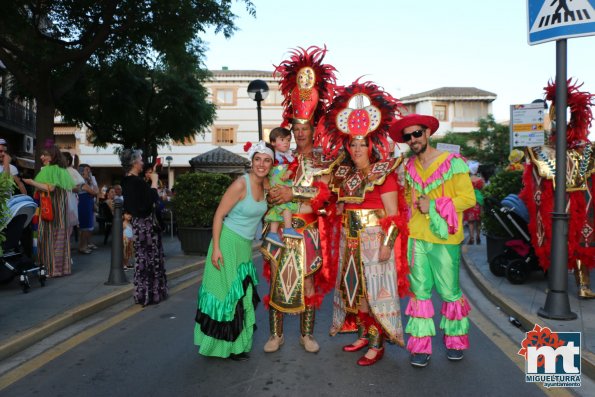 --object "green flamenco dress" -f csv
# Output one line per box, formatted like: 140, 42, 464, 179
194, 174, 267, 357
